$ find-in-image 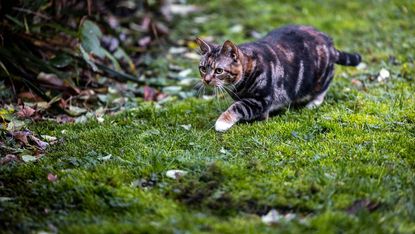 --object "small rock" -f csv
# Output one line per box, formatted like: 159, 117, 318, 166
96, 116, 105, 123
284, 213, 296, 222
178, 69, 192, 78
377, 68, 390, 82
180, 124, 192, 131
229, 24, 243, 33
98, 154, 112, 161
166, 170, 187, 179
351, 79, 365, 90
183, 52, 200, 60
261, 209, 281, 225
41, 135, 58, 142
356, 62, 367, 70
261, 209, 296, 225
169, 47, 188, 54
